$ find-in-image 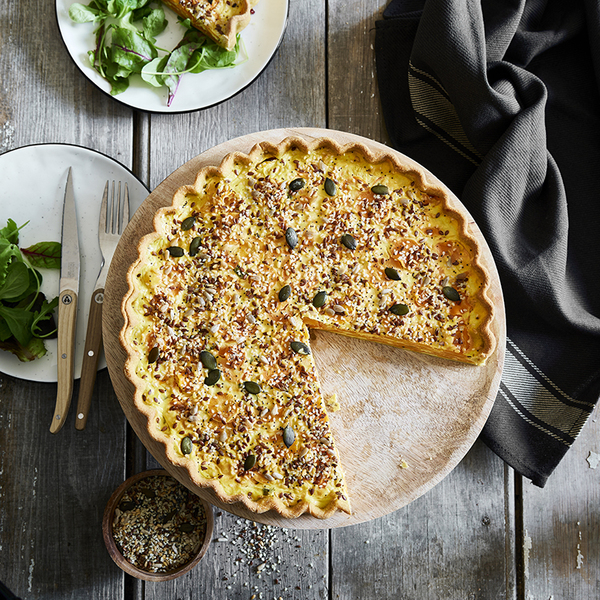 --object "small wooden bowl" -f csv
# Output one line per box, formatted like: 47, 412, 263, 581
102, 469, 214, 581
